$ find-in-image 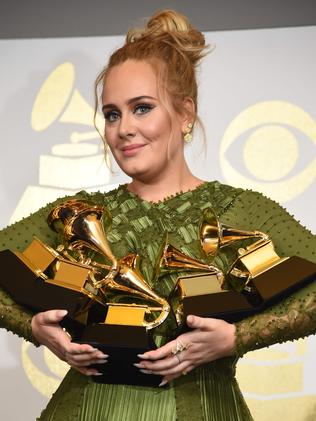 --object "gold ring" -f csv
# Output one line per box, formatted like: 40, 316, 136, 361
171, 339, 192, 355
